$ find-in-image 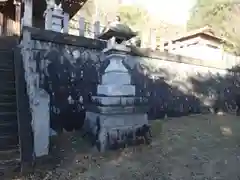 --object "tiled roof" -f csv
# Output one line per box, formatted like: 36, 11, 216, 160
167, 26, 224, 44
